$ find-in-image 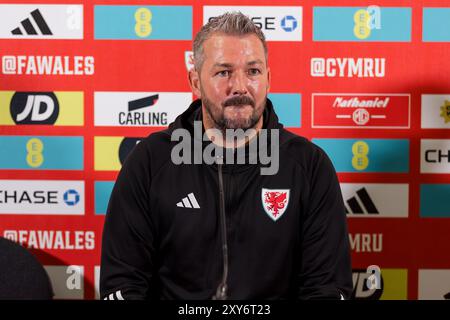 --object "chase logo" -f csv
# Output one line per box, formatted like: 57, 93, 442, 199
0, 136, 83, 170
0, 5, 83, 39
423, 8, 450, 42
0, 180, 84, 215
421, 139, 450, 173
94, 5, 192, 40
280, 16, 297, 32
420, 184, 450, 217
312, 139, 409, 173
0, 91, 83, 126
94, 137, 142, 171
63, 189, 80, 206
204, 6, 302, 41
268, 93, 301, 128
313, 6, 411, 41
352, 268, 407, 300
